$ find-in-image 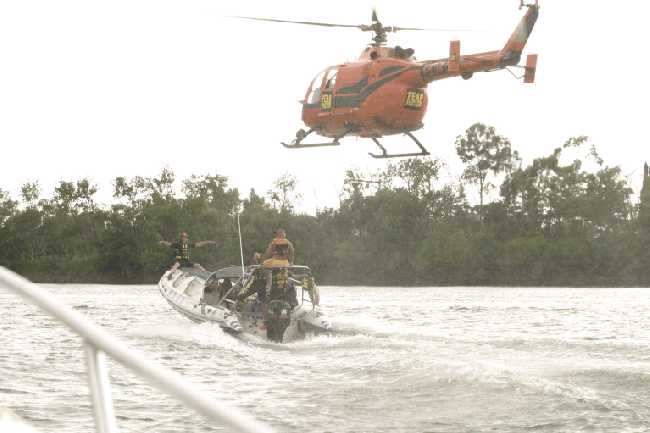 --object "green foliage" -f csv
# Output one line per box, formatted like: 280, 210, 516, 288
0, 189, 17, 226
501, 141, 632, 236
20, 182, 41, 205
0, 130, 648, 287
455, 123, 515, 212
267, 173, 301, 214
